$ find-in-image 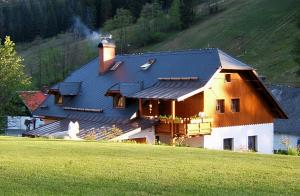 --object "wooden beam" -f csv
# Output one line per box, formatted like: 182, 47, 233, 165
171, 100, 175, 139
139, 98, 143, 117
